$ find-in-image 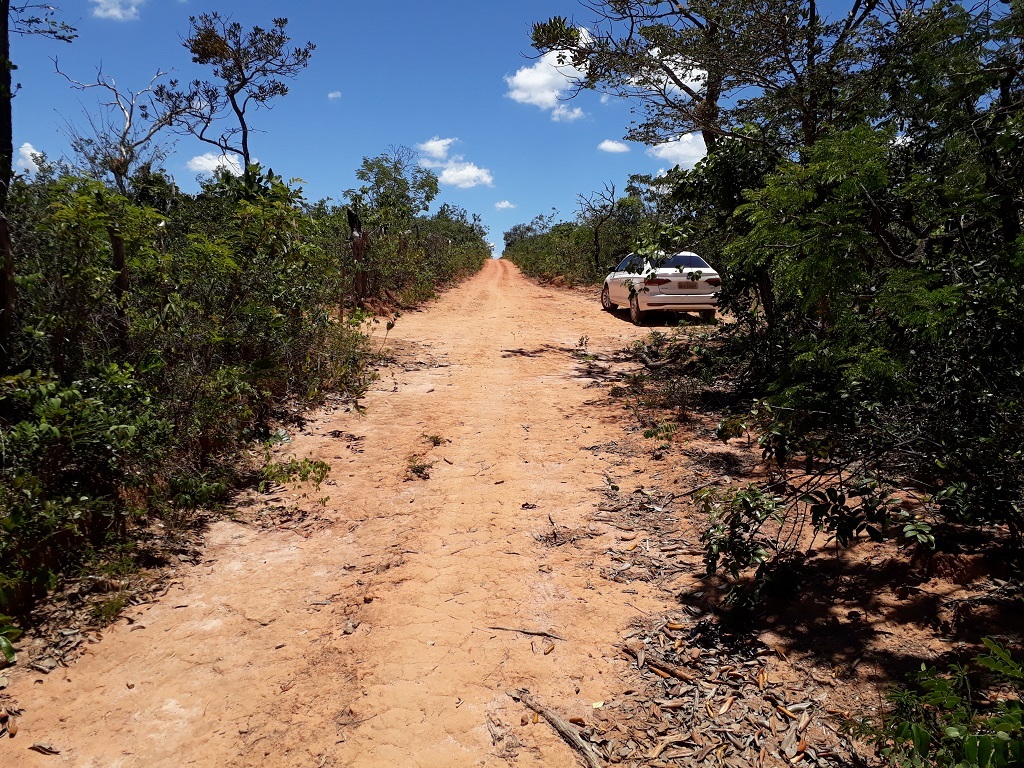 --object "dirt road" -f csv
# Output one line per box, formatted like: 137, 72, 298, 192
7, 259, 672, 767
